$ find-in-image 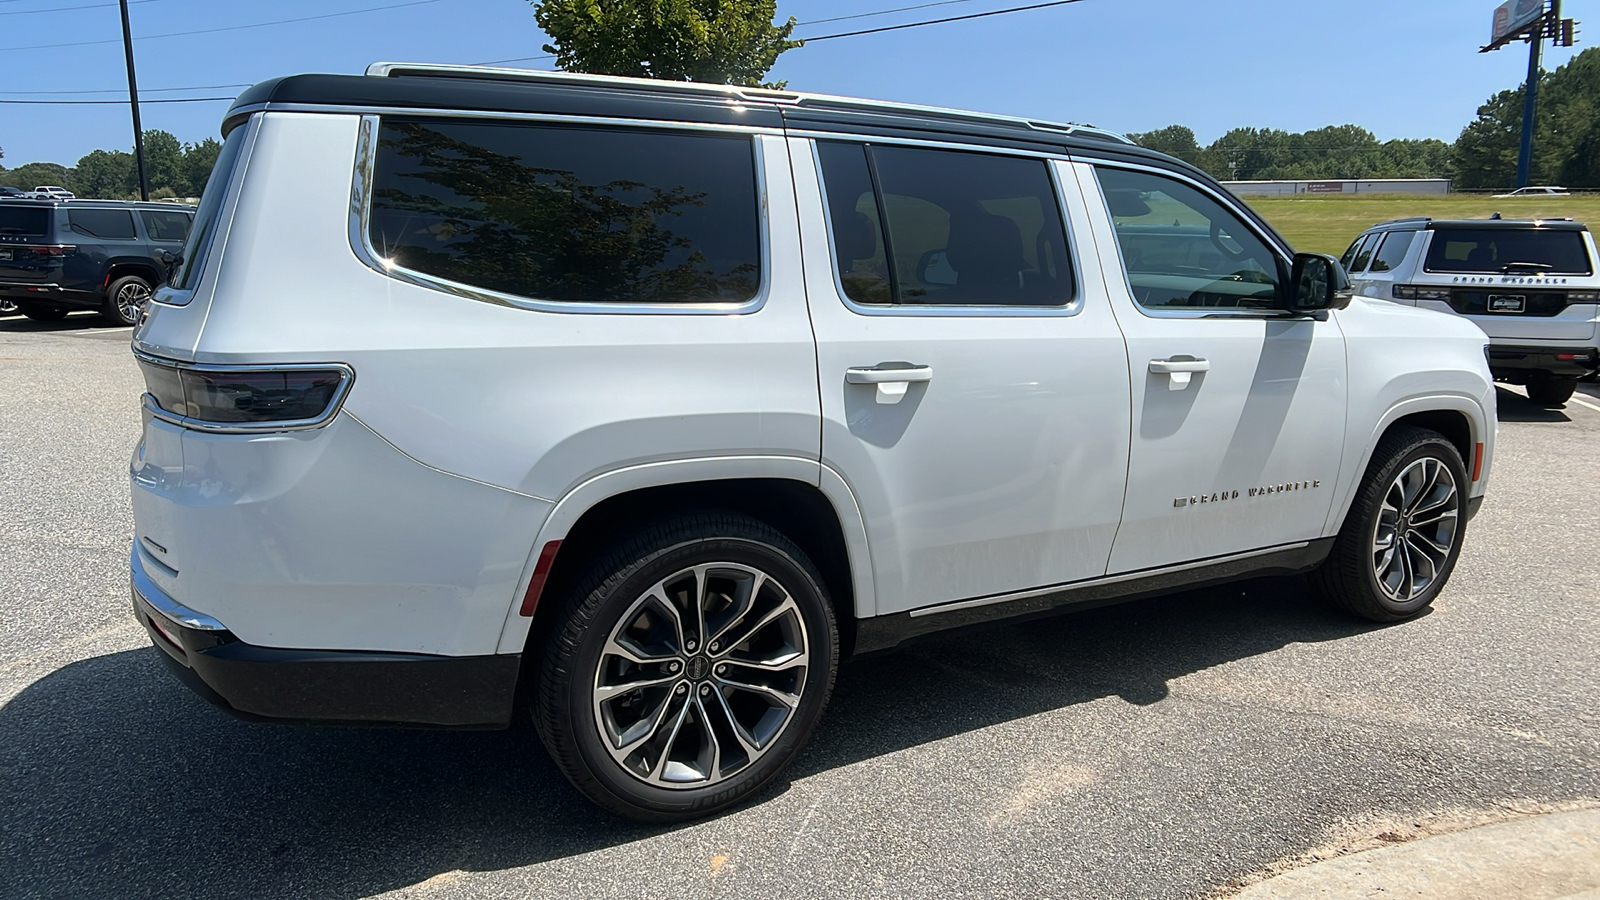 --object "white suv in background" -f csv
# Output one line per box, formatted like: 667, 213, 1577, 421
28, 186, 74, 200
129, 63, 1496, 822
1343, 216, 1600, 407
